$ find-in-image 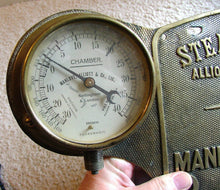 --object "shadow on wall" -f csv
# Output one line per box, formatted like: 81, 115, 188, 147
0, 164, 6, 190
